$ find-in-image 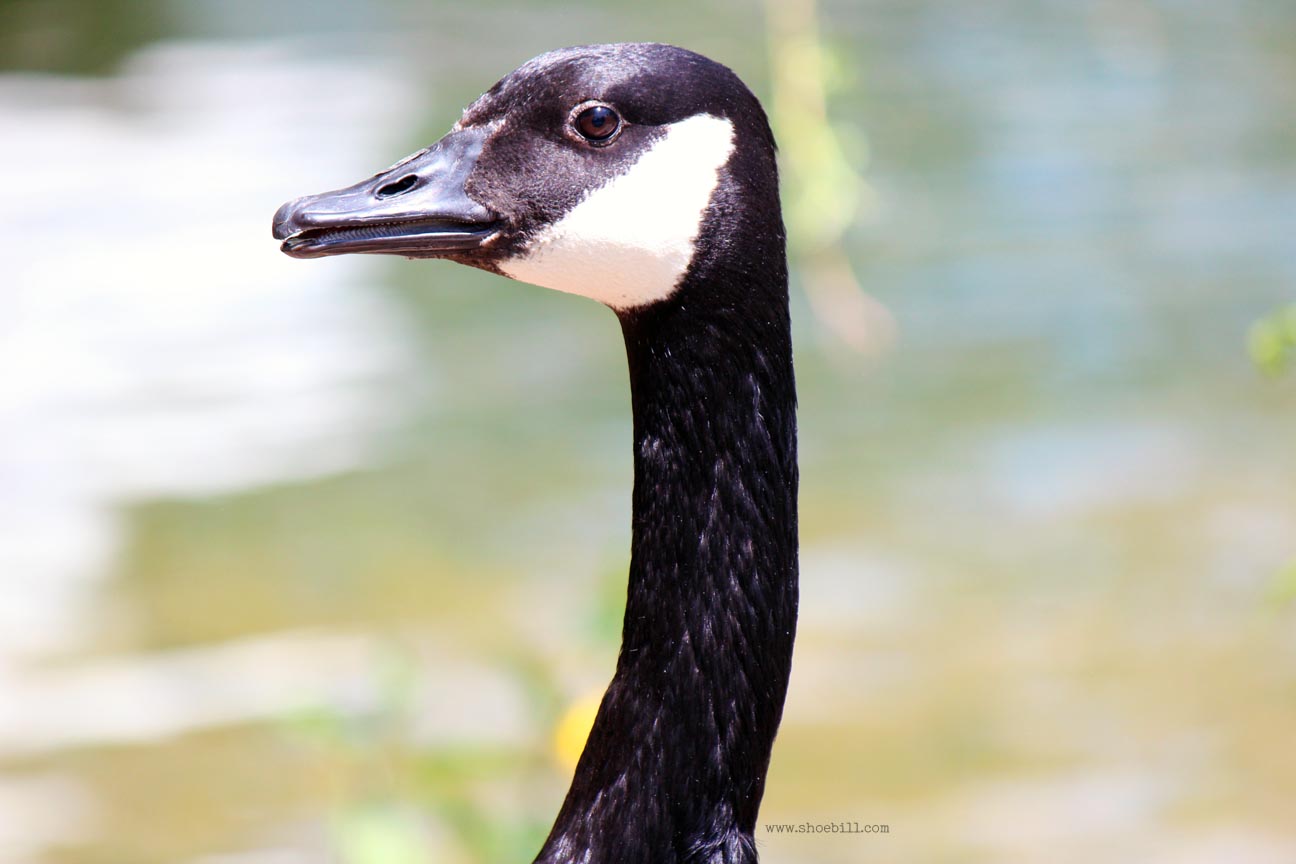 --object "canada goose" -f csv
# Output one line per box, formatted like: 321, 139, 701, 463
273, 43, 797, 864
